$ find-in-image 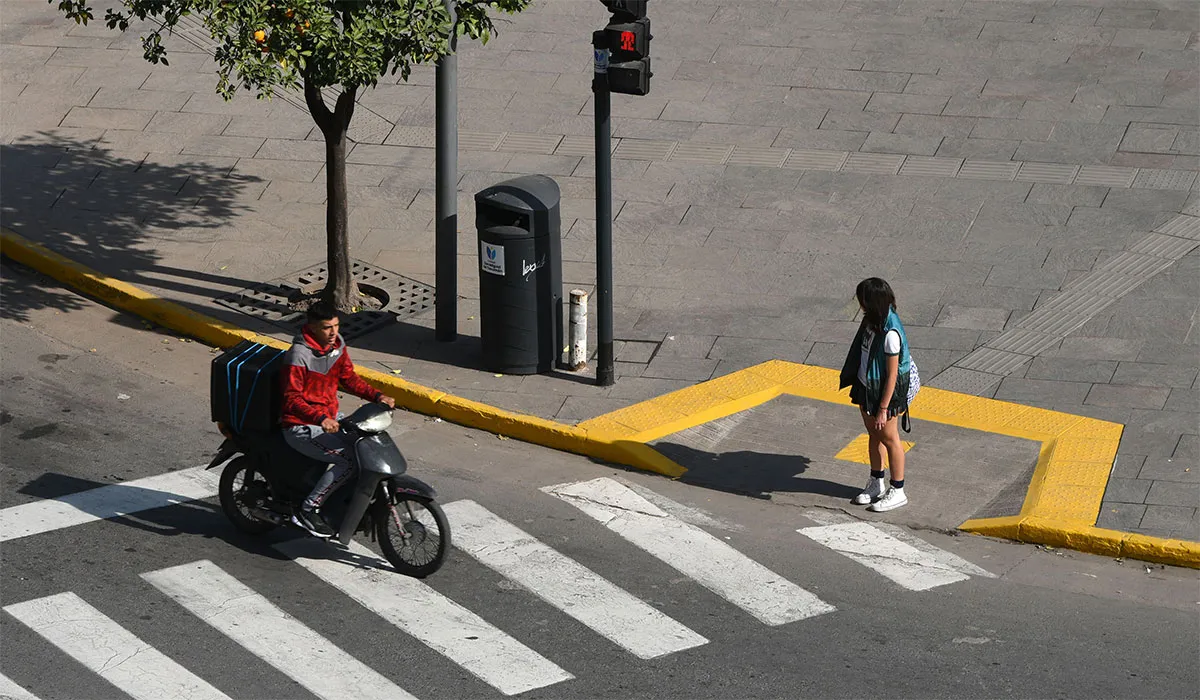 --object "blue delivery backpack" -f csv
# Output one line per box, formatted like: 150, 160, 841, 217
210, 340, 286, 434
